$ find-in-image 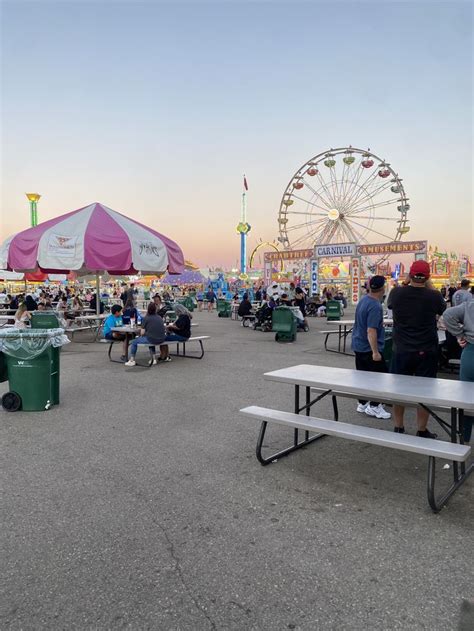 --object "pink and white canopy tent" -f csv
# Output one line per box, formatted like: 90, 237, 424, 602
0, 202, 184, 275
0, 202, 185, 313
